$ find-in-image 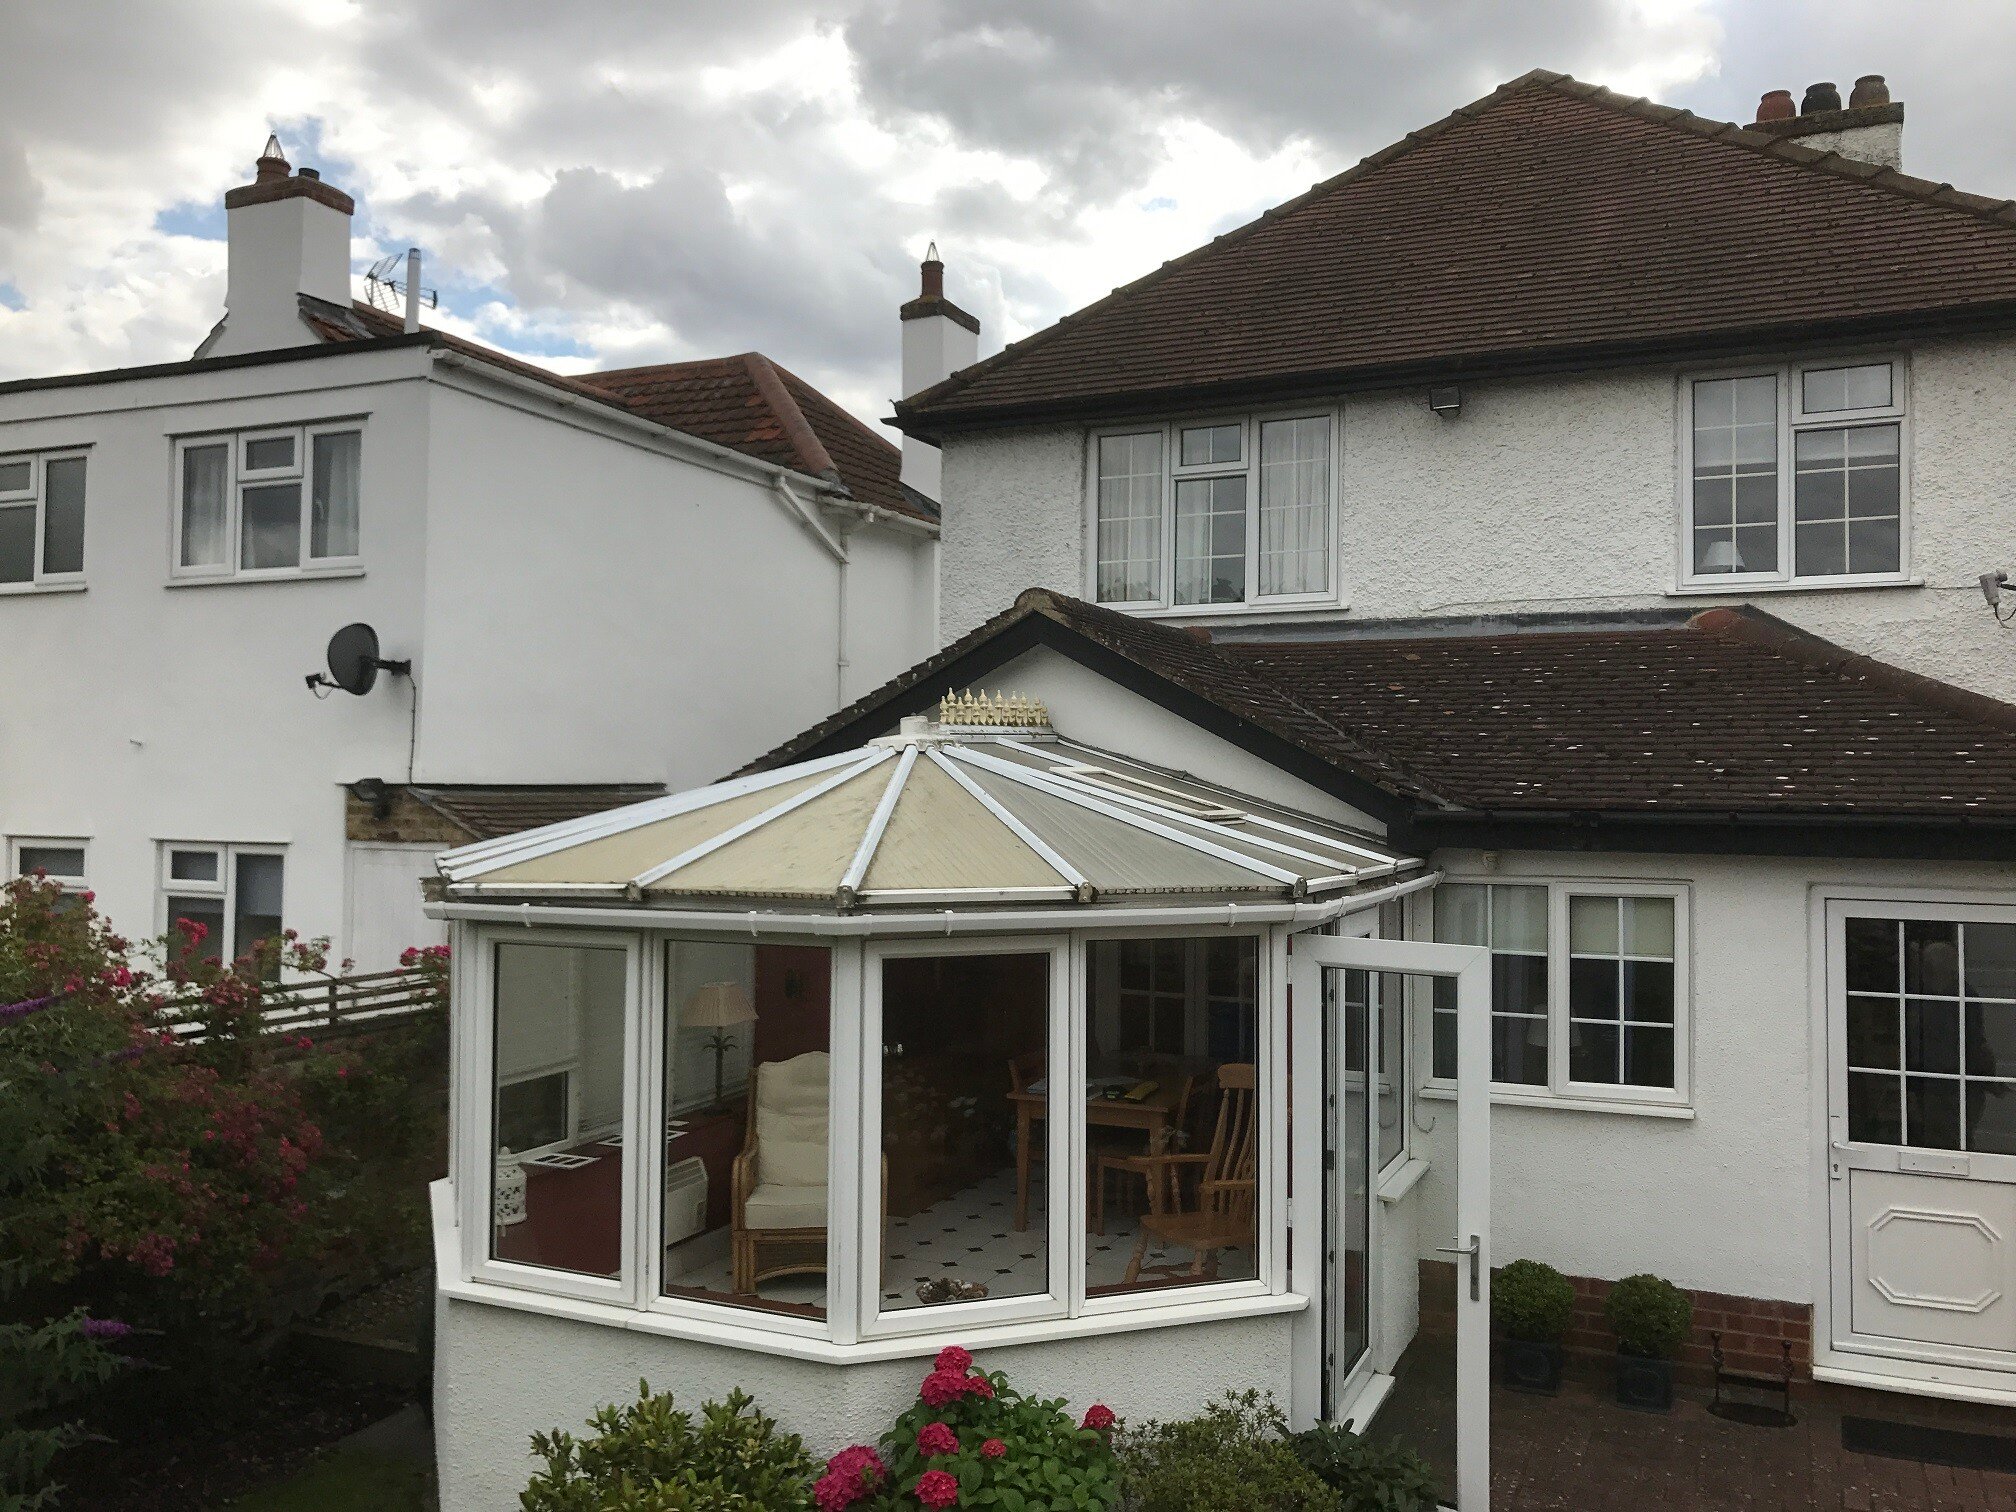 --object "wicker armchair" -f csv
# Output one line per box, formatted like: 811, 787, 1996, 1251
732, 1052, 830, 1295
